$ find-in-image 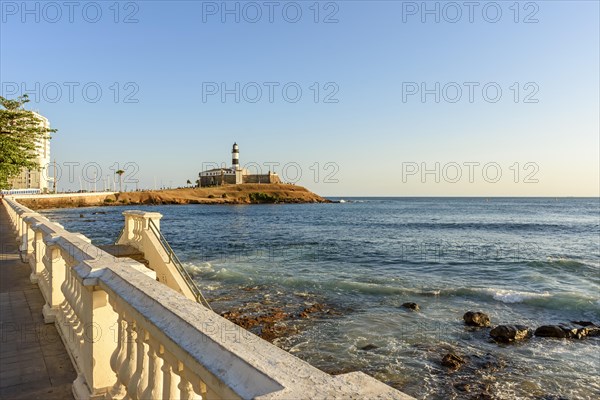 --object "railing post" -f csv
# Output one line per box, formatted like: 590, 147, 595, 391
42, 236, 66, 323
22, 215, 37, 261
71, 282, 119, 399
118, 211, 162, 249
122, 212, 134, 242
145, 213, 162, 231
29, 226, 45, 284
